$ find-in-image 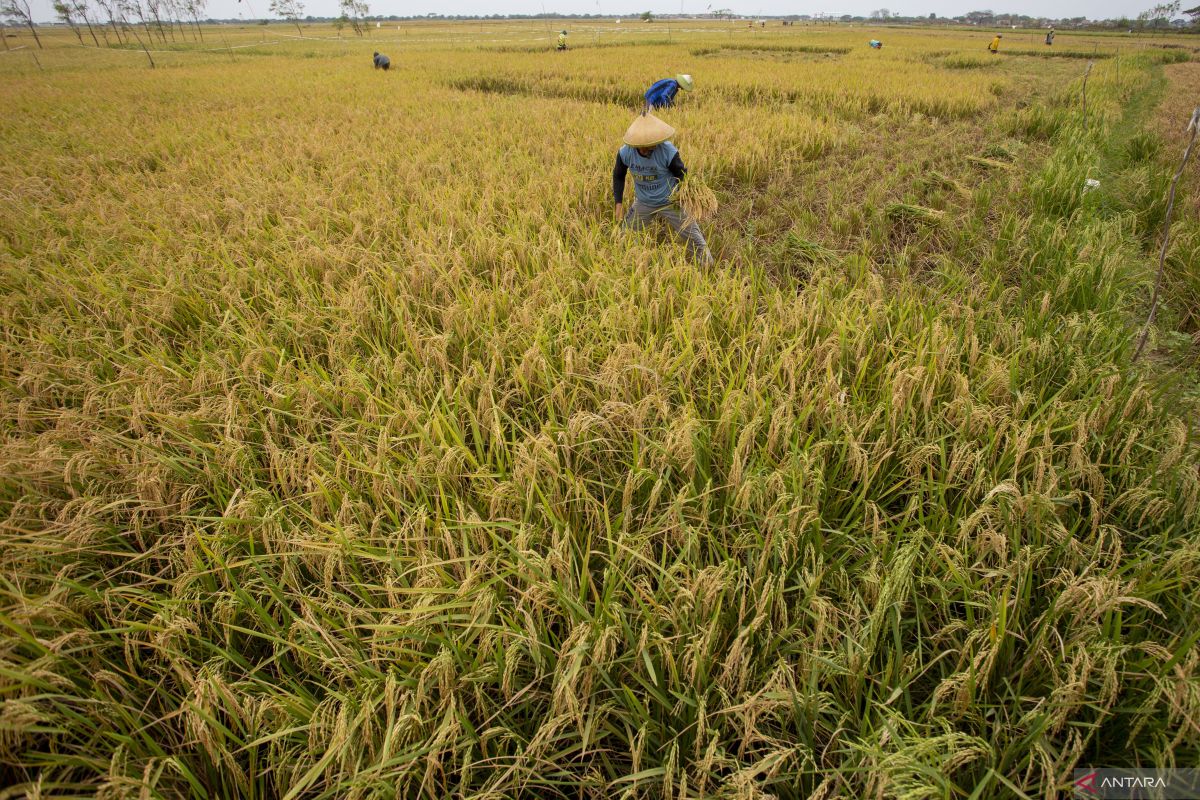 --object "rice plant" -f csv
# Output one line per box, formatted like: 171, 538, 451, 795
0, 22, 1197, 800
